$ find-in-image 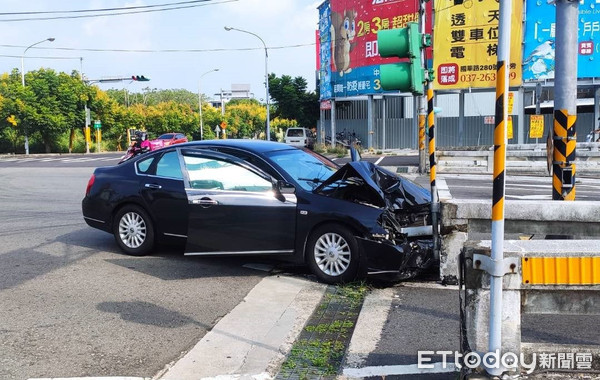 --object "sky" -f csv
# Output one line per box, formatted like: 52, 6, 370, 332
0, 0, 321, 101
